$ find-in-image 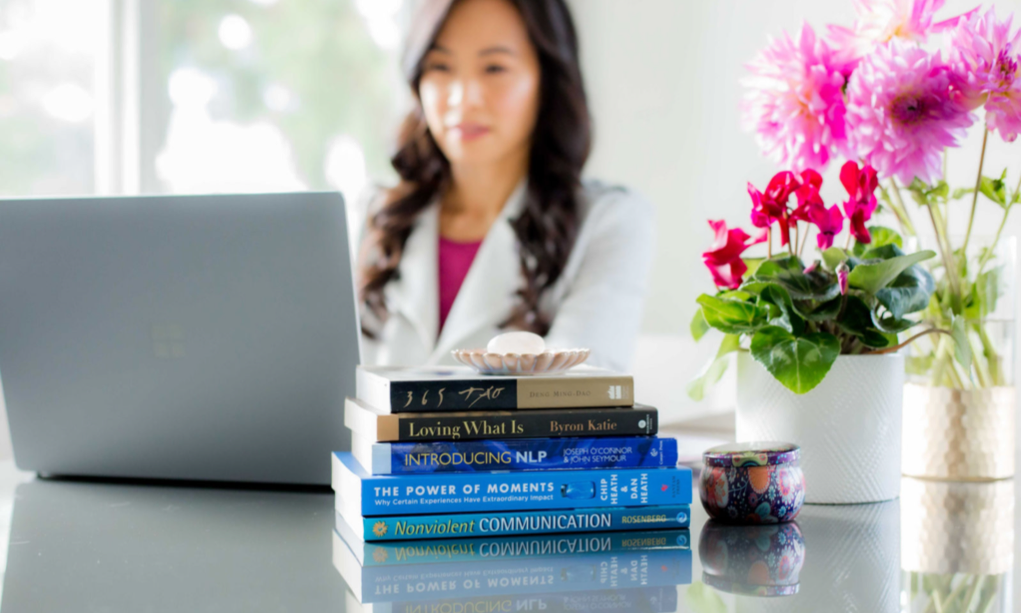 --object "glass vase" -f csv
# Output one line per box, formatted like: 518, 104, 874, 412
903, 236, 1016, 480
